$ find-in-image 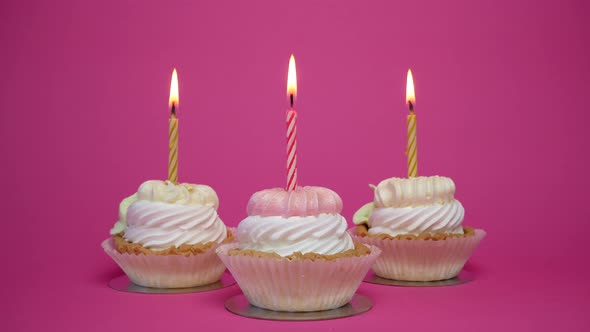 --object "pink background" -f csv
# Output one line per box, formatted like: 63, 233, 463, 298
1, 0, 589, 330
